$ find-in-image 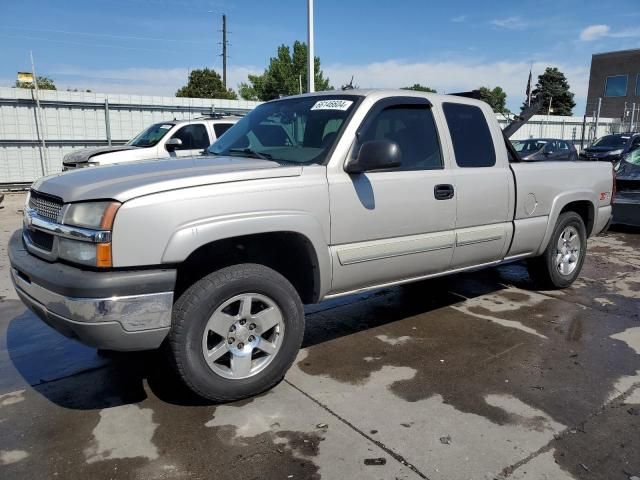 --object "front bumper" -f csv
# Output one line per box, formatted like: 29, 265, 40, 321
9, 230, 176, 351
